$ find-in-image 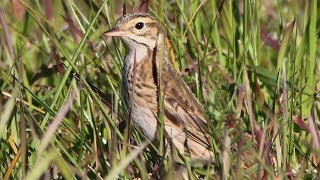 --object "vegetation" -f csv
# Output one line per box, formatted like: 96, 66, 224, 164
0, 0, 319, 179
